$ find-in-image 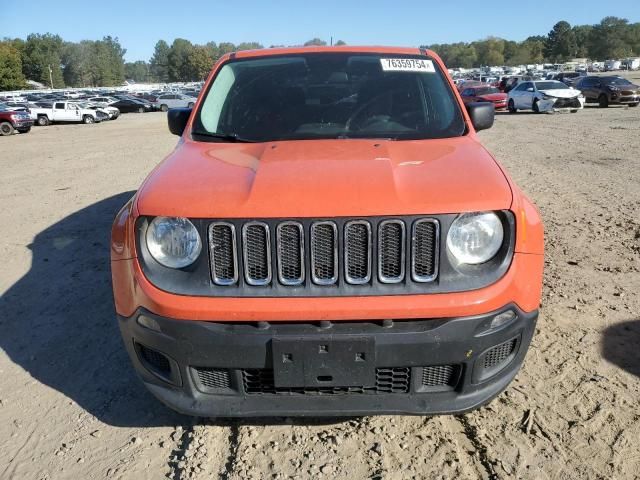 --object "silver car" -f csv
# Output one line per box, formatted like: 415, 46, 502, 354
154, 93, 197, 112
